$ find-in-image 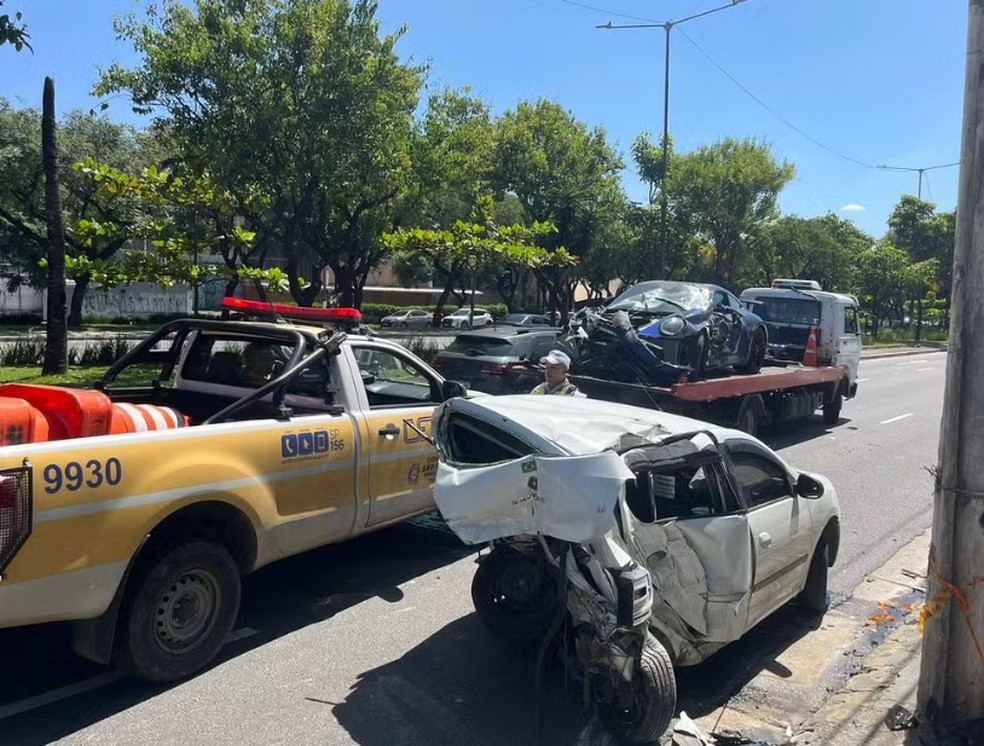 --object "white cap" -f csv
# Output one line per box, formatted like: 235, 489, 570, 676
541, 349, 572, 368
